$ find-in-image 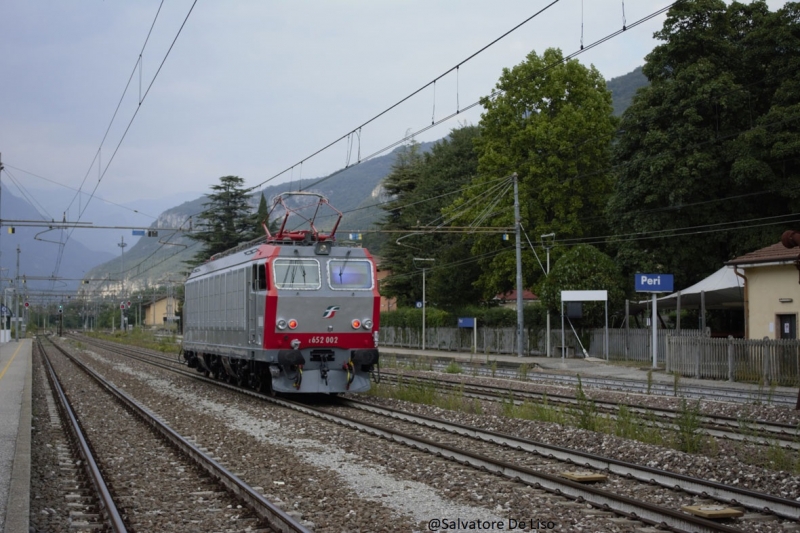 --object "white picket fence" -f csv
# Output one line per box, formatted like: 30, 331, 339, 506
666, 336, 800, 386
